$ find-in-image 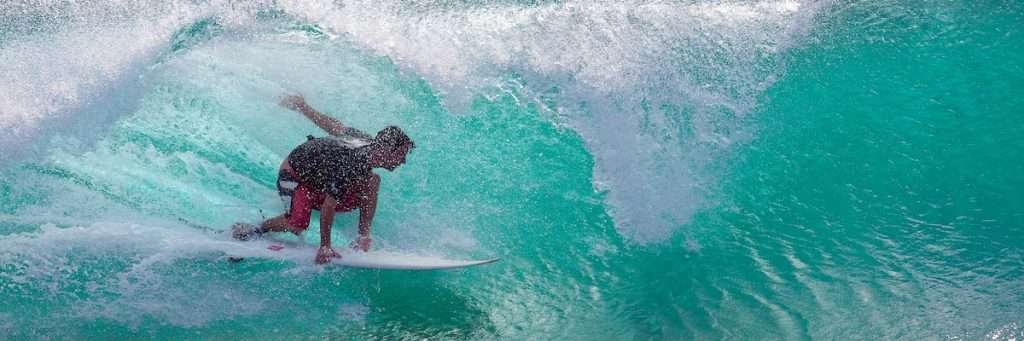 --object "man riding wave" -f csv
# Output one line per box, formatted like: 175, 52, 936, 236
233, 94, 414, 264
